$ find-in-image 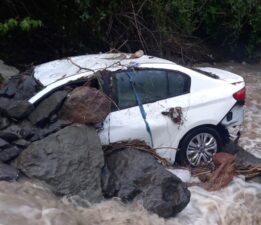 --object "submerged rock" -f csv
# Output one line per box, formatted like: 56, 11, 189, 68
17, 124, 104, 203
102, 148, 191, 218
29, 90, 67, 126
0, 162, 19, 181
